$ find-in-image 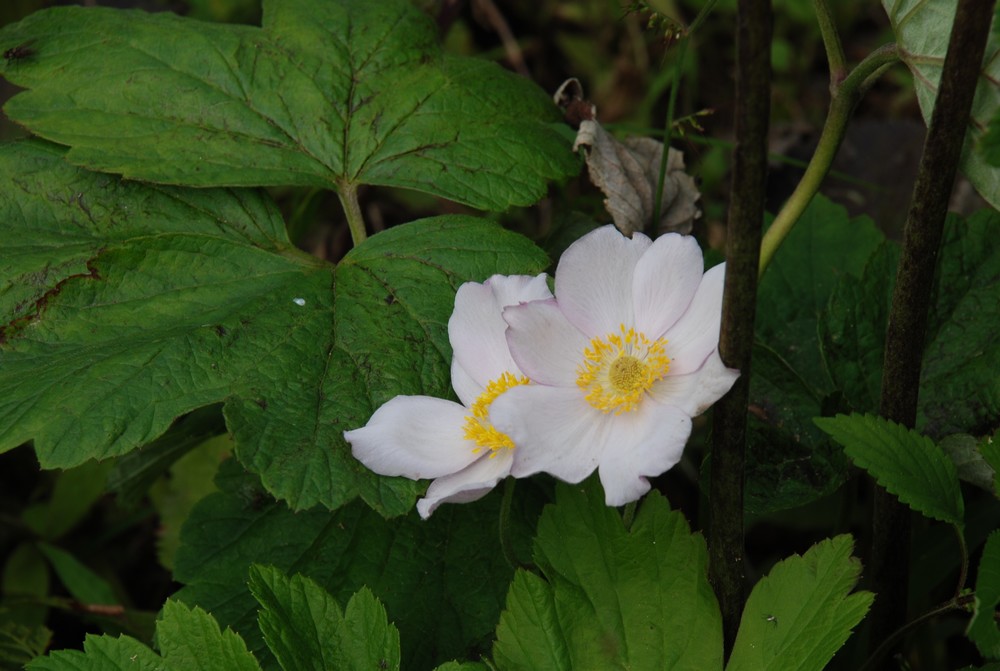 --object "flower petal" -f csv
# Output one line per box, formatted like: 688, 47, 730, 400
449, 274, 551, 386
554, 225, 650, 337
663, 262, 726, 375
632, 233, 705, 339
450, 358, 481, 407
415, 451, 513, 519
491, 385, 606, 484
345, 396, 476, 479
597, 402, 692, 506
649, 349, 739, 416
504, 299, 588, 387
